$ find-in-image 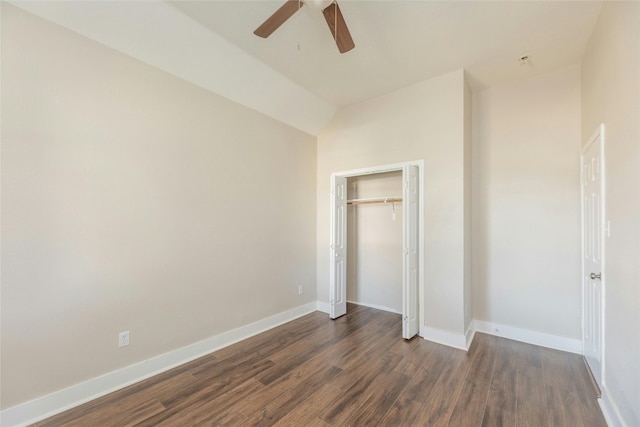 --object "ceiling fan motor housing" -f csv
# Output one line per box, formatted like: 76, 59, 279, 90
305, 0, 334, 10
254, 0, 354, 54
